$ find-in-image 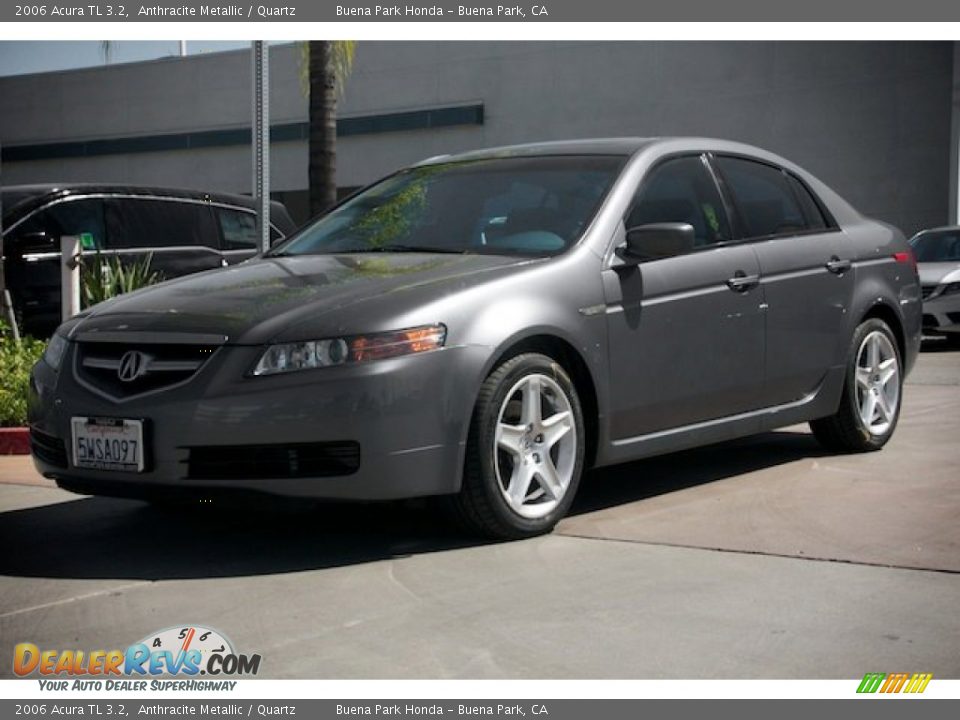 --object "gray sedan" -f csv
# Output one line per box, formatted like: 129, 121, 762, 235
911, 226, 960, 343
29, 138, 922, 539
